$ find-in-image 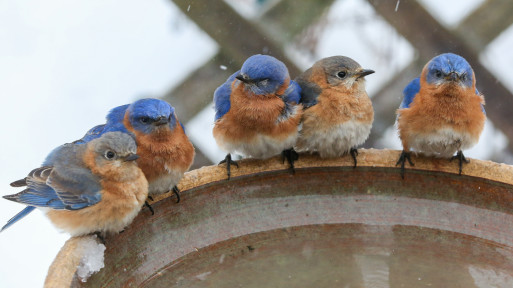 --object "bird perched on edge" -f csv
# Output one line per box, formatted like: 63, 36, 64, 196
295, 56, 375, 167
75, 98, 195, 202
213, 54, 303, 179
2, 132, 148, 236
396, 53, 486, 178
